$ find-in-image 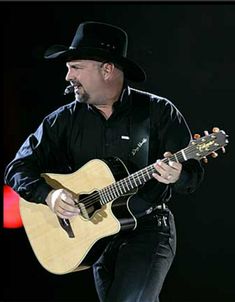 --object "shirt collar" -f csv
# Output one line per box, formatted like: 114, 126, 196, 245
112, 81, 131, 111
87, 81, 131, 113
